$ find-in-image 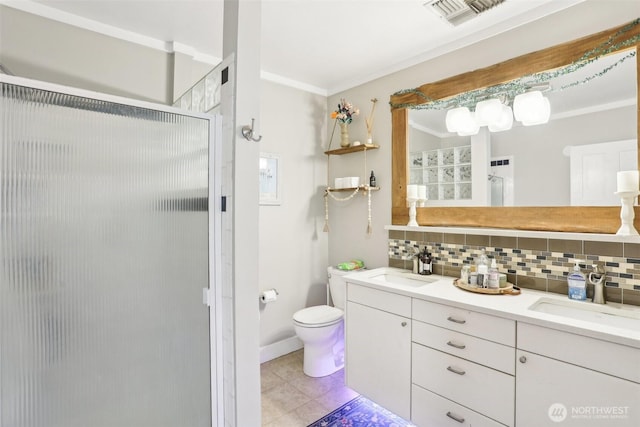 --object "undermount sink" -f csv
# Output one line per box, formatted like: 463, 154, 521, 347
529, 297, 640, 330
369, 272, 439, 288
